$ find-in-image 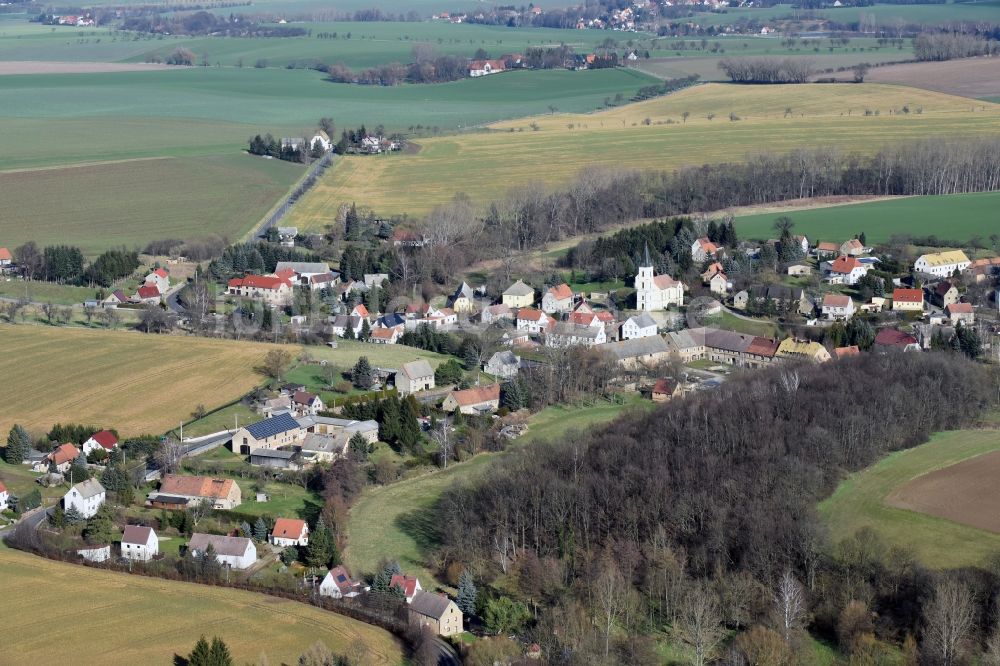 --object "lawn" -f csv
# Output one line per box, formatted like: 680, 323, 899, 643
0, 325, 286, 437
701, 309, 780, 339
818, 428, 1000, 569
288, 82, 1000, 219
736, 191, 1000, 245
308, 339, 450, 370
0, 279, 104, 306
180, 402, 259, 438
0, 155, 302, 256
0, 545, 404, 665
344, 396, 651, 584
